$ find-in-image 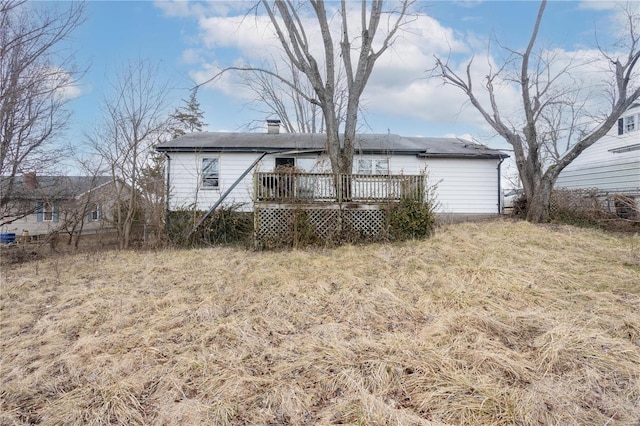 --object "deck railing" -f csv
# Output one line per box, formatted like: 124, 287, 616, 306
254, 172, 425, 203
